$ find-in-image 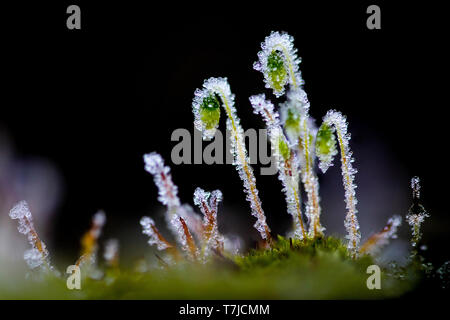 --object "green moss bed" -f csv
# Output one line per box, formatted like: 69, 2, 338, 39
0, 236, 423, 299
